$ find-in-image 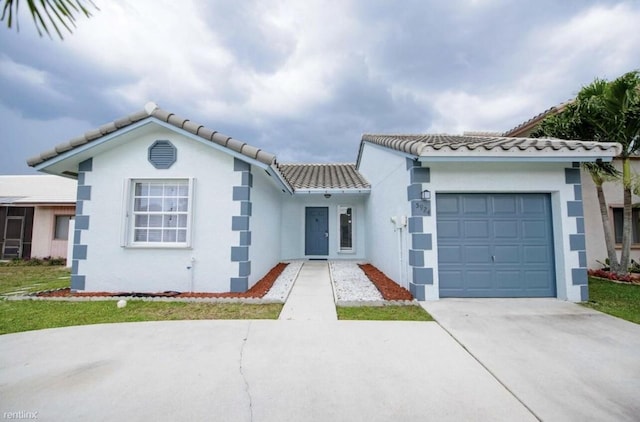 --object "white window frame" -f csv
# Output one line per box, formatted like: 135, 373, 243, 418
337, 205, 355, 253
123, 178, 194, 248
